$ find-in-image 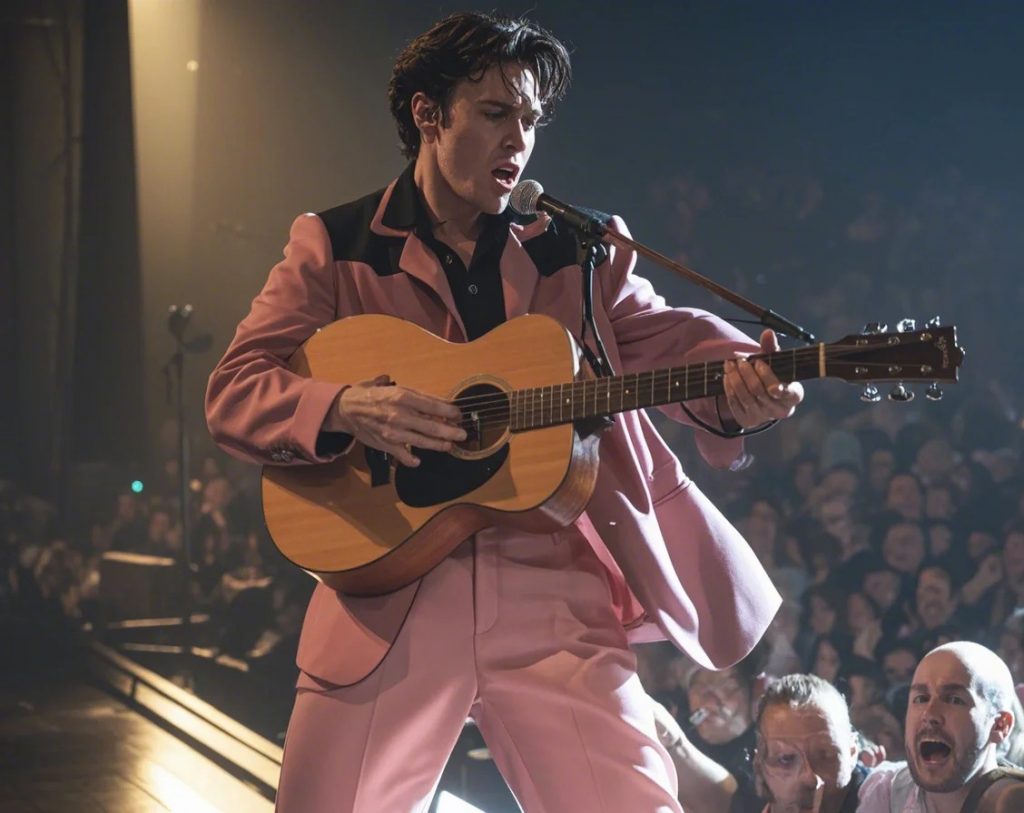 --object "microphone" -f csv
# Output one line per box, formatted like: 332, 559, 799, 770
509, 180, 612, 237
